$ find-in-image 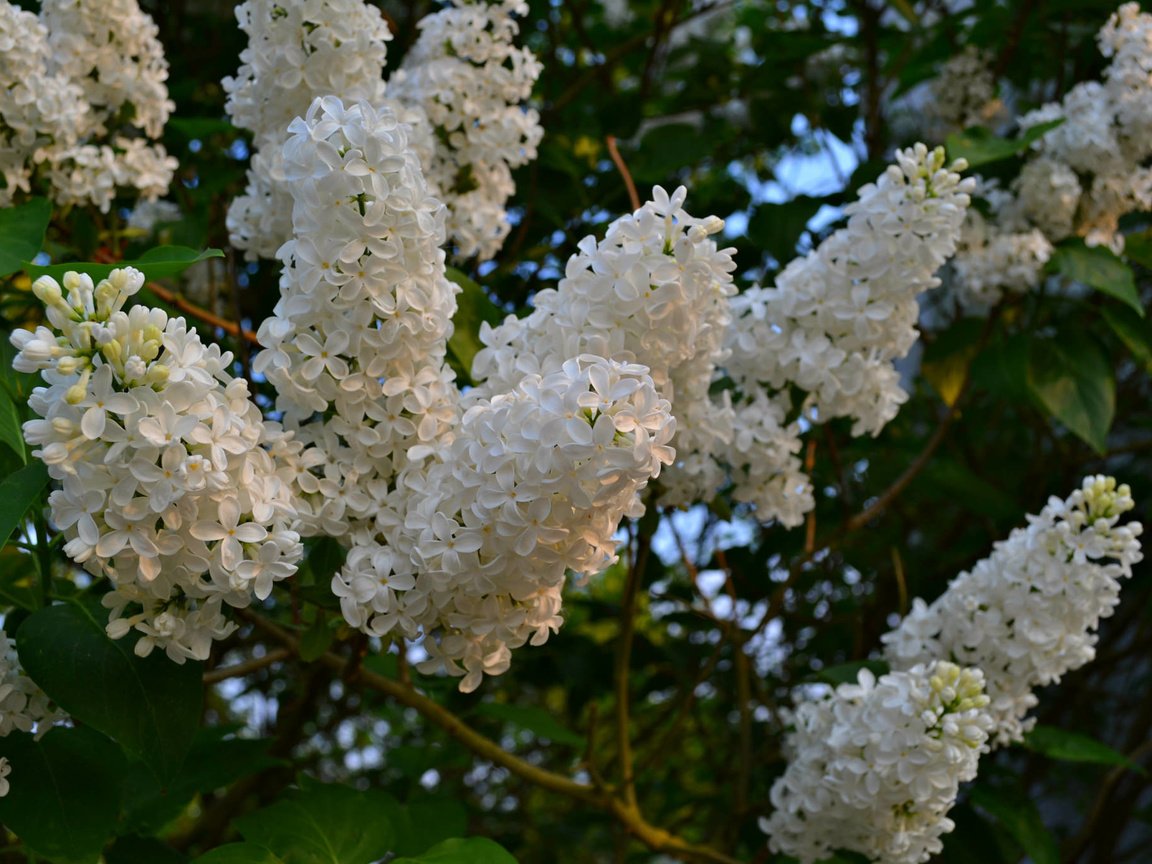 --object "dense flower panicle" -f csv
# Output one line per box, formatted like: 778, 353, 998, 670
762, 661, 994, 864
883, 476, 1144, 745
388, 0, 544, 259
0, 629, 66, 798
258, 97, 674, 691
40, 0, 174, 140
13, 268, 302, 662
471, 184, 738, 517
0, 3, 87, 203
950, 3, 1152, 308
931, 47, 1001, 132
709, 144, 972, 525
225, 0, 542, 261
0, 0, 176, 211
368, 356, 674, 692
223, 0, 394, 259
